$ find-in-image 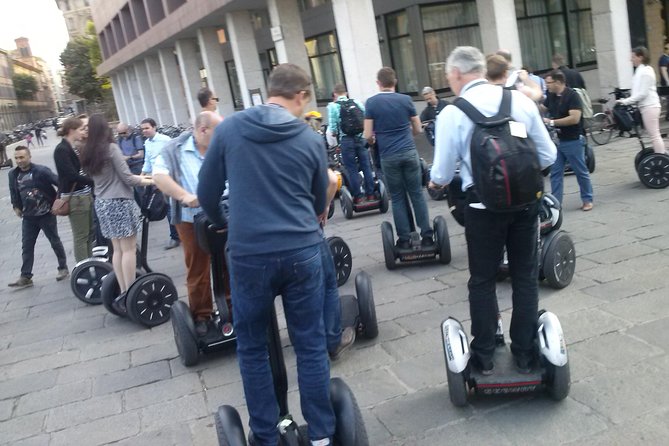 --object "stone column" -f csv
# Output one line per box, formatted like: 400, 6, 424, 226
121, 69, 139, 124
158, 47, 190, 125
475, 0, 523, 67
134, 60, 157, 121
331, 0, 383, 101
175, 38, 204, 123
144, 54, 172, 125
110, 73, 130, 124
267, 0, 316, 109
592, 0, 633, 97
197, 27, 235, 117
225, 10, 267, 109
